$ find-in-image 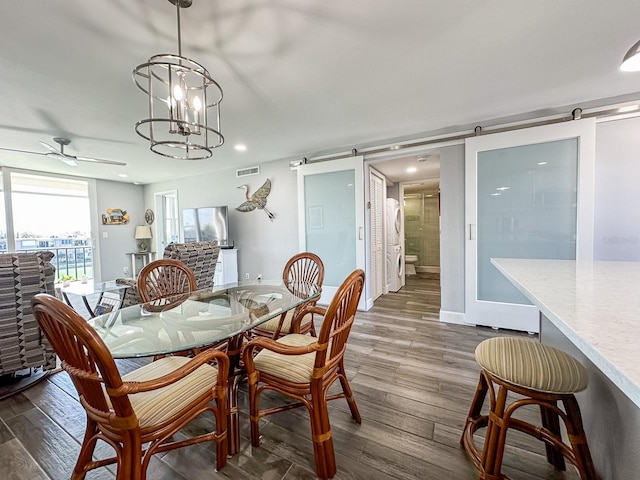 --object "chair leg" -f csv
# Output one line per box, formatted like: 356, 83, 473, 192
309, 392, 336, 480
214, 397, 228, 471
118, 434, 143, 480
539, 402, 566, 470
338, 359, 361, 423
72, 419, 100, 480
562, 396, 598, 480
247, 374, 261, 447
